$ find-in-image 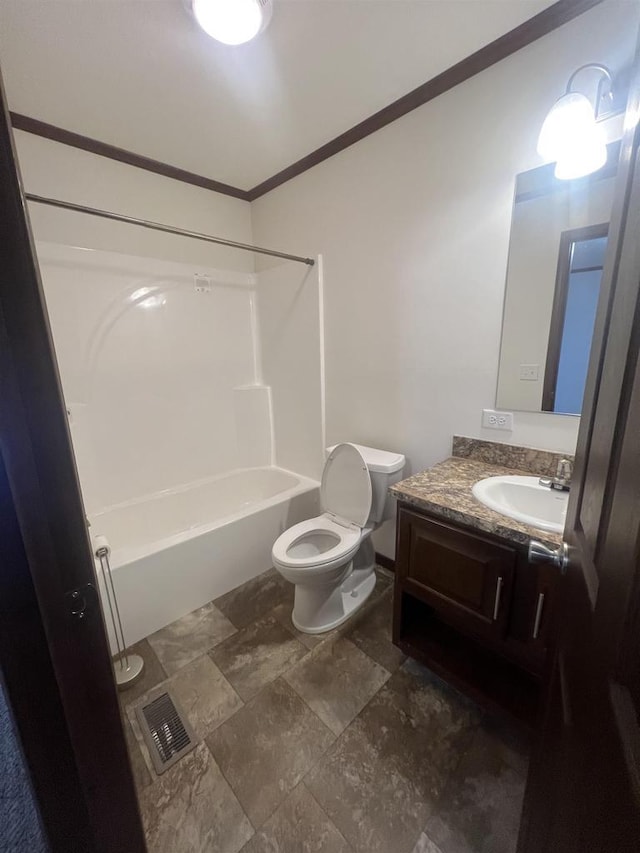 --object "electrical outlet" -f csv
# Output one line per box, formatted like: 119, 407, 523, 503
482, 409, 514, 431
519, 364, 539, 381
